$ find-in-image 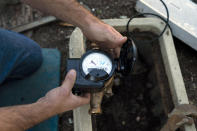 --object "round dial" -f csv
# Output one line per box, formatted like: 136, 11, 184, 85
82, 52, 113, 75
